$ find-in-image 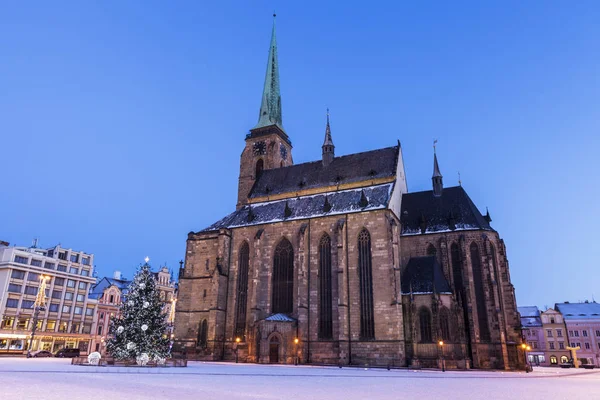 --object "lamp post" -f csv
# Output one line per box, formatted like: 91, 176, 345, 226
521, 343, 531, 372
438, 340, 445, 372
27, 275, 49, 358
235, 337, 241, 363
294, 338, 299, 366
